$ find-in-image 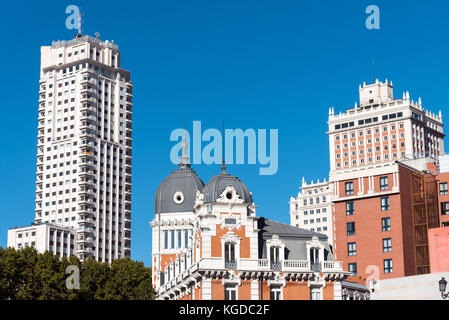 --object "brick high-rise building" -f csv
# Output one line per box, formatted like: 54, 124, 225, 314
7, 33, 133, 262
329, 80, 445, 281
